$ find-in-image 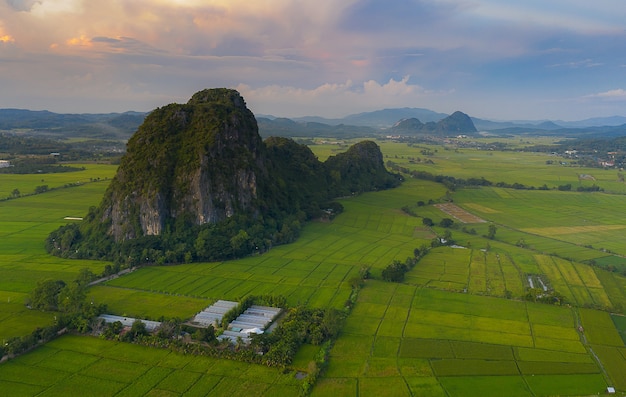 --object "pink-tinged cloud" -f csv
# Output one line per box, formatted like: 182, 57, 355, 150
236, 77, 448, 118
0, 35, 15, 43
0, 0, 625, 120
65, 35, 92, 47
